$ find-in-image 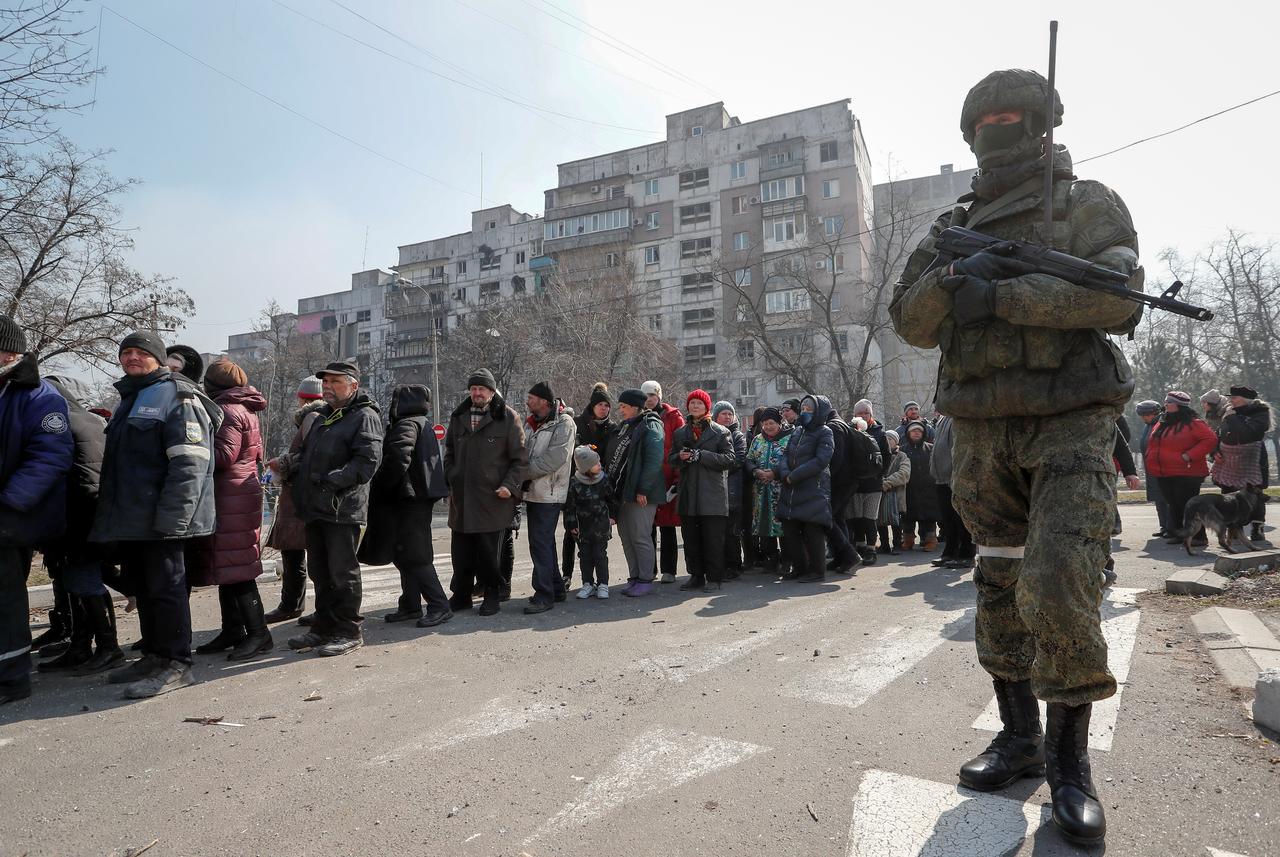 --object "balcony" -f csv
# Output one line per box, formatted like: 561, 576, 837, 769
385, 287, 449, 320
385, 338, 436, 368
760, 194, 808, 219
545, 193, 632, 222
